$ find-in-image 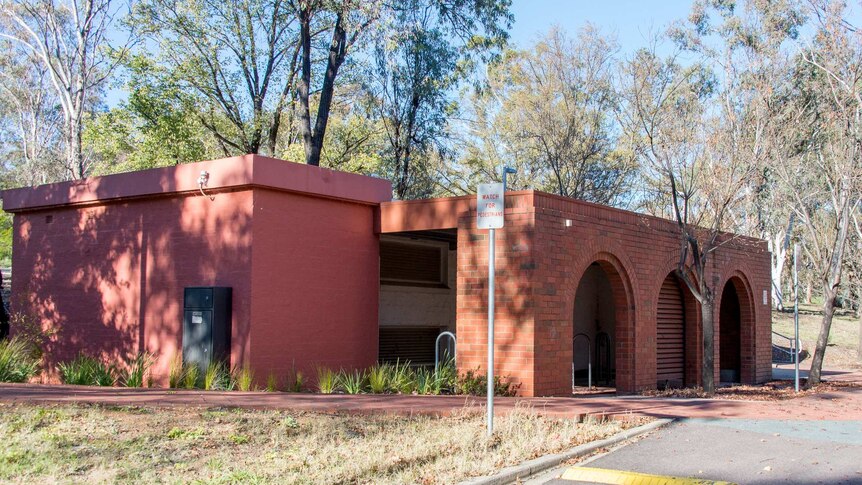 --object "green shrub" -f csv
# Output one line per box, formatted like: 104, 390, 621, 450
0, 337, 40, 382
337, 369, 367, 394
233, 366, 255, 391
316, 367, 337, 394
120, 353, 153, 388
183, 362, 200, 389
456, 368, 517, 397
204, 361, 232, 390
59, 354, 115, 386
